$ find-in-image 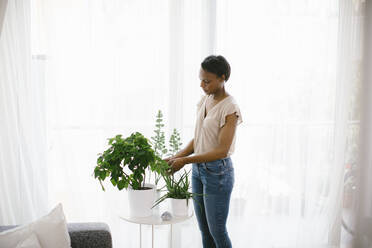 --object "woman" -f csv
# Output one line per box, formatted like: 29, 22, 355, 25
165, 55, 243, 248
